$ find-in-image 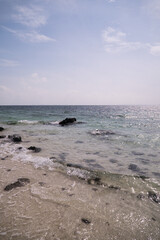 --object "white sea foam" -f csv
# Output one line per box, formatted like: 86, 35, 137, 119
0, 141, 55, 170
18, 120, 39, 124
48, 121, 59, 125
